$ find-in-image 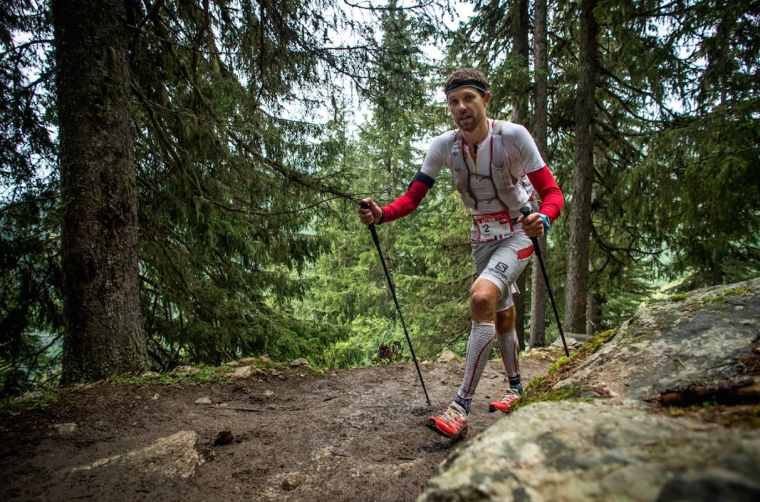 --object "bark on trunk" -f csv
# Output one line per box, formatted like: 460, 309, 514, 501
511, 0, 530, 350
585, 291, 603, 336
55, 0, 147, 383
529, 0, 549, 348
510, 0, 530, 124
564, 0, 598, 334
